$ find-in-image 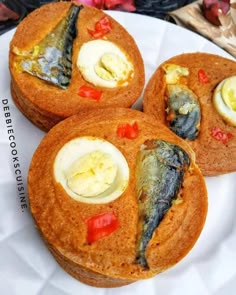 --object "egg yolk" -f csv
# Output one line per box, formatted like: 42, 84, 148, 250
66, 151, 117, 197
95, 53, 131, 83
222, 76, 236, 111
